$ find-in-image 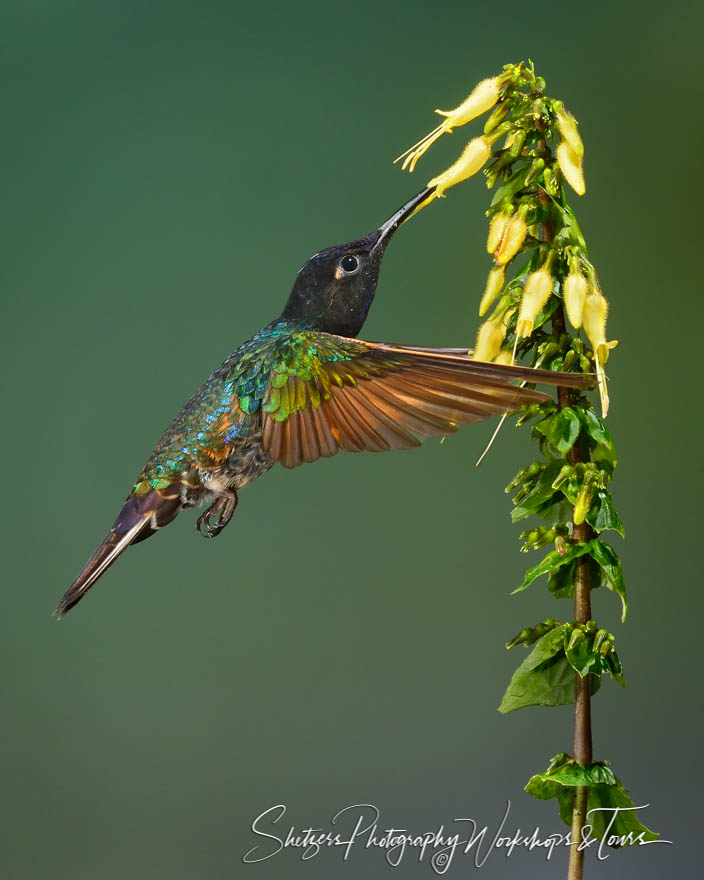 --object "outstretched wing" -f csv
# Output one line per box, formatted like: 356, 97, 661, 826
260, 333, 592, 468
